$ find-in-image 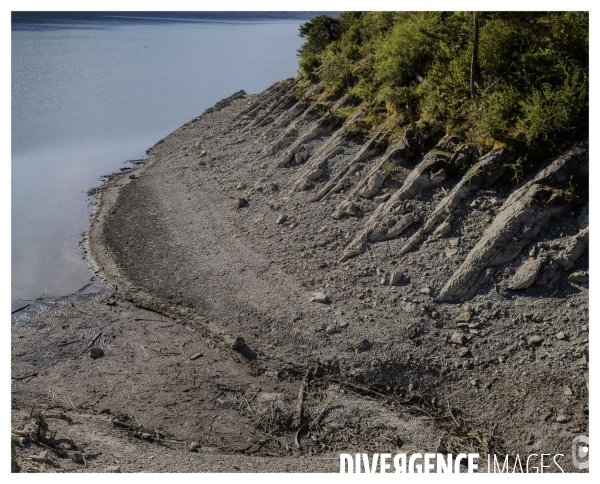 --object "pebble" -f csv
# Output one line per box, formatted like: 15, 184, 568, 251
89, 347, 104, 359
556, 332, 566, 340
527, 335, 544, 345
325, 325, 336, 334
389, 271, 402, 286
568, 271, 588, 284
445, 248, 458, 258
235, 182, 246, 190
190, 352, 203, 360
232, 337, 246, 349
455, 307, 471, 323
235, 197, 247, 209
106, 466, 122, 473
449, 333, 465, 345
556, 415, 569, 423
420, 287, 431, 295
311, 292, 329, 304
448, 238, 459, 248
276, 214, 287, 224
